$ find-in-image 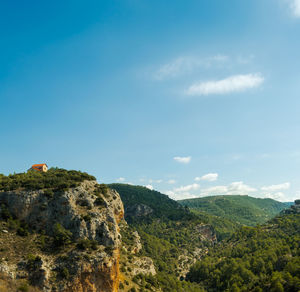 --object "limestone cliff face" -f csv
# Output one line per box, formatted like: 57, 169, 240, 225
0, 181, 124, 292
